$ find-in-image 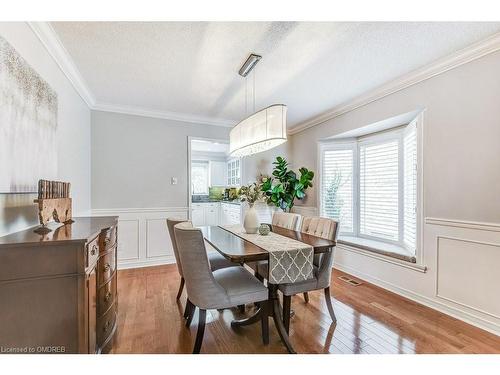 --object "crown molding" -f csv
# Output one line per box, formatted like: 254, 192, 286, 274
288, 31, 500, 136
92, 102, 236, 127
28, 22, 96, 107
28, 21, 236, 128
